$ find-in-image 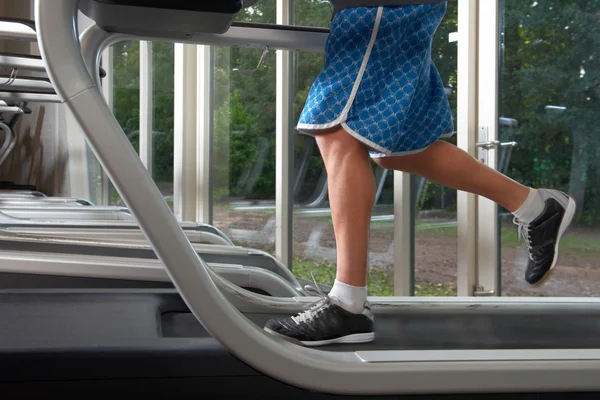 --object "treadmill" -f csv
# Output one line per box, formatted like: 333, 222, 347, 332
0, 198, 94, 206
0, 225, 233, 246
0, 233, 312, 295
0, 205, 135, 220
3, 0, 599, 397
0, 243, 305, 298
0, 22, 241, 249
0, 209, 235, 244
